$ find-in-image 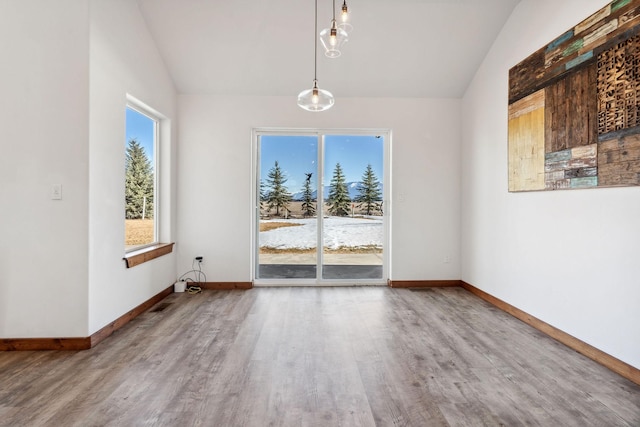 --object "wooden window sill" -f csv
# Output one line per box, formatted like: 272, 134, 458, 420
124, 243, 175, 268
